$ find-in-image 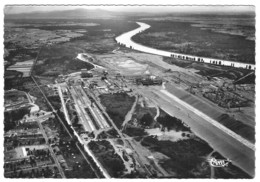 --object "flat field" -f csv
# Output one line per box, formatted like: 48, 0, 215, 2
132, 14, 255, 64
